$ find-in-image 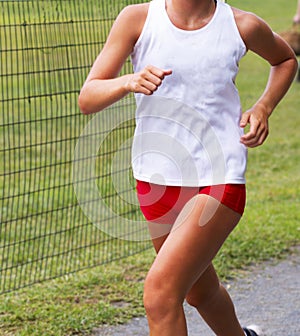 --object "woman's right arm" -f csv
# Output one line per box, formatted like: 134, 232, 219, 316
78, 4, 172, 115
